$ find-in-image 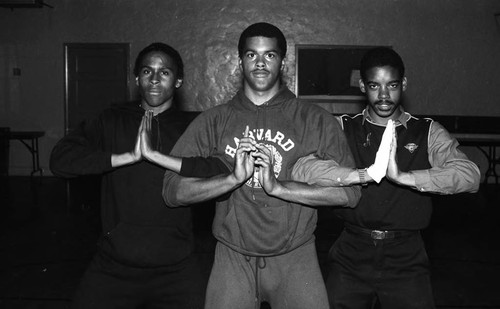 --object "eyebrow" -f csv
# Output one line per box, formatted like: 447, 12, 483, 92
140, 64, 174, 71
244, 48, 279, 54
366, 79, 401, 84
